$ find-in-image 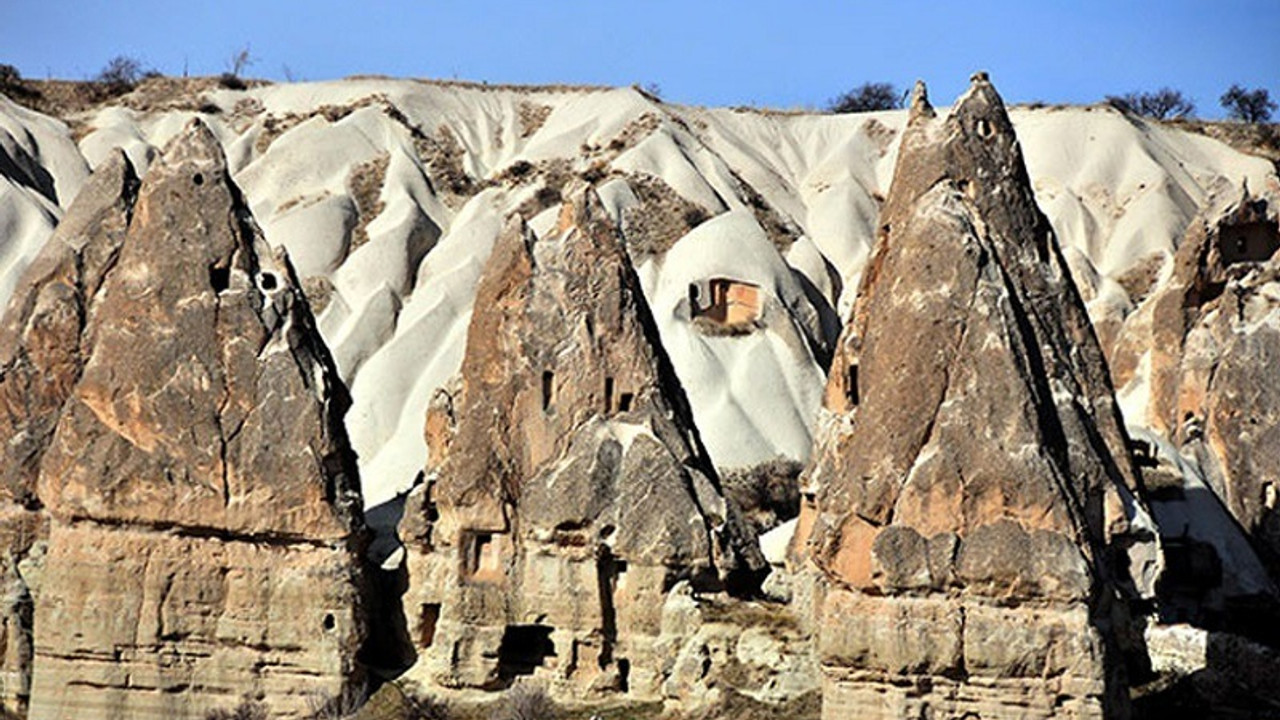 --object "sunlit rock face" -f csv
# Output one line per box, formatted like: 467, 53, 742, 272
797, 76, 1158, 720
399, 187, 765, 702
0, 120, 371, 720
